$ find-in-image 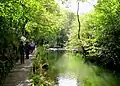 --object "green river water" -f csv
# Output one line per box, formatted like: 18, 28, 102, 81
40, 49, 120, 86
